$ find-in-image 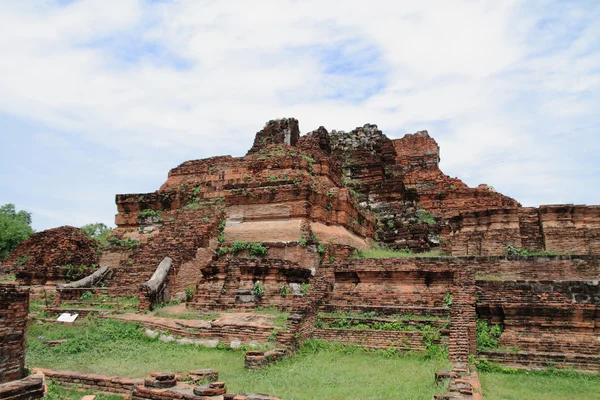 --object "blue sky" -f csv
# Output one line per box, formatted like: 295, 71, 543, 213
0, 0, 599, 231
